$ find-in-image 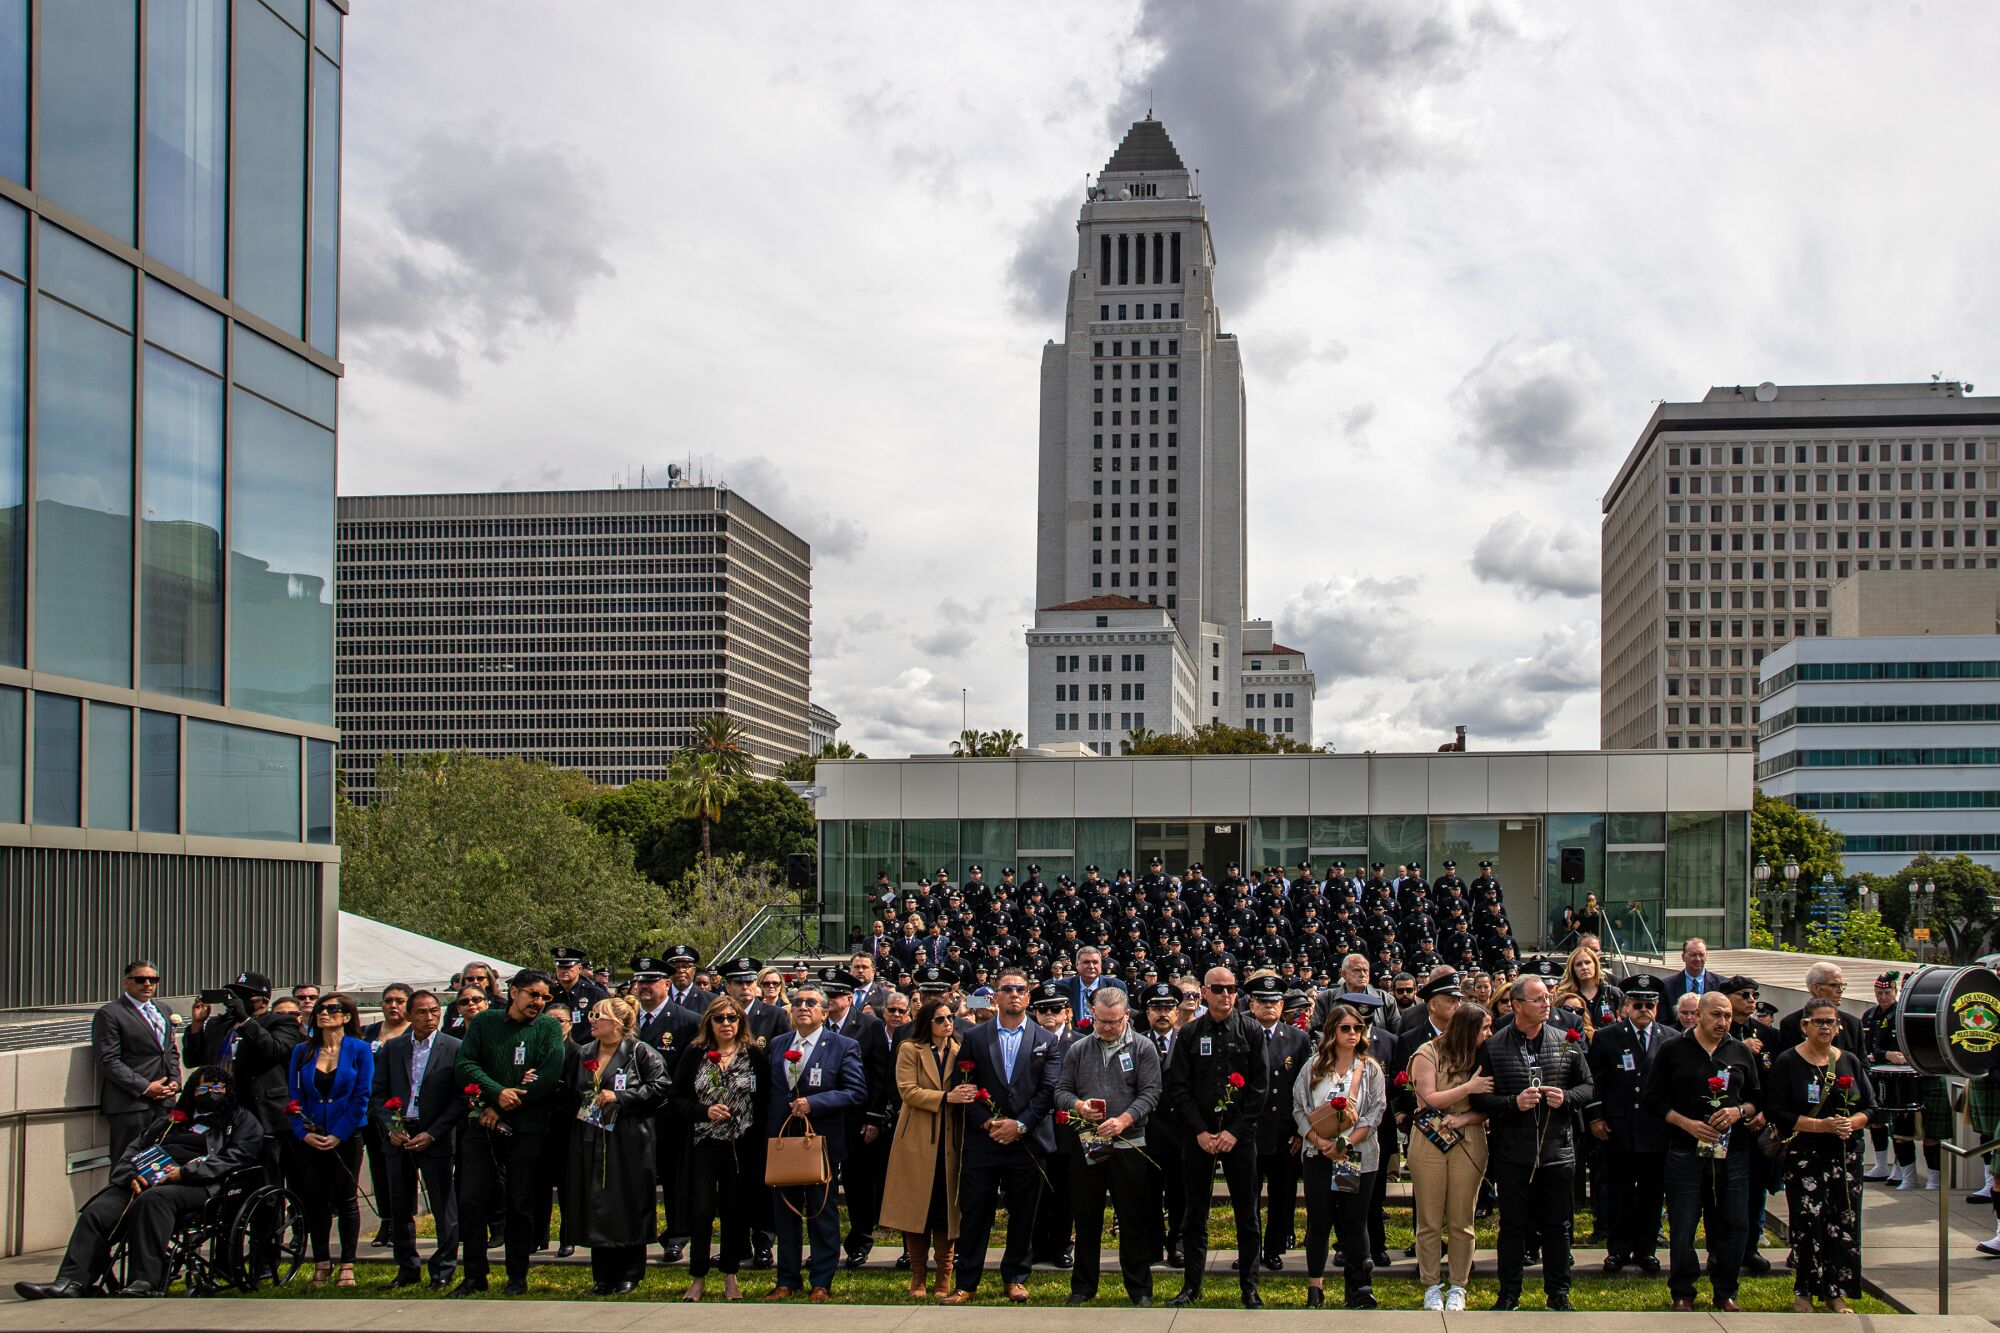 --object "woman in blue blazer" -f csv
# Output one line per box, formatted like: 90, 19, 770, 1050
287, 993, 375, 1286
